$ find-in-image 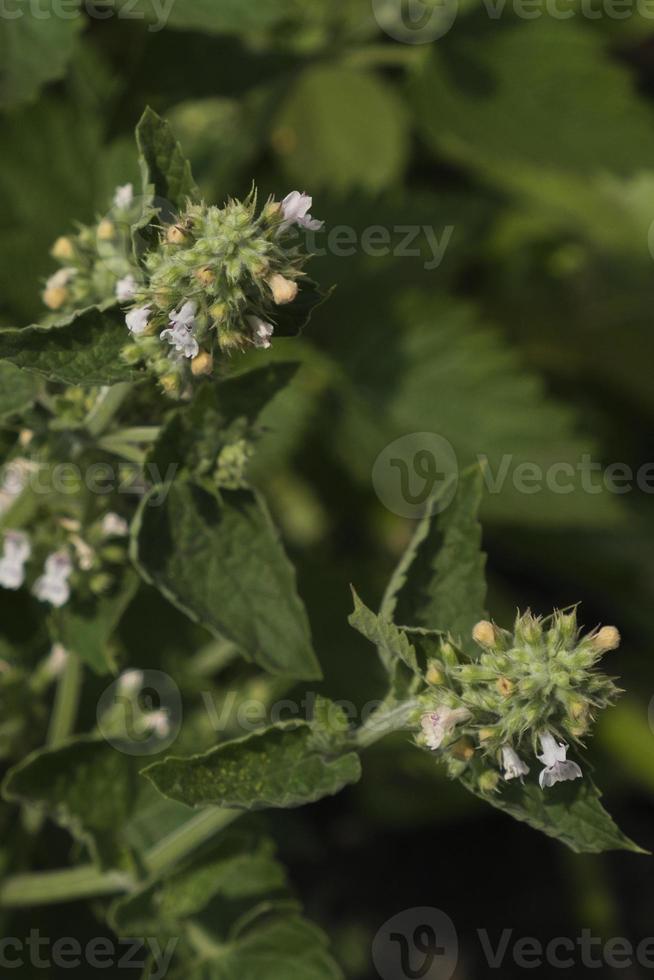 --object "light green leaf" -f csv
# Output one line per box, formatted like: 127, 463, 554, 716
136, 107, 199, 214
461, 771, 645, 855
143, 718, 361, 811
0, 305, 138, 386
381, 464, 487, 655
0, 2, 82, 109
0, 363, 40, 418
274, 66, 409, 193
52, 570, 139, 675
132, 478, 322, 680
2, 737, 141, 868
348, 589, 419, 678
